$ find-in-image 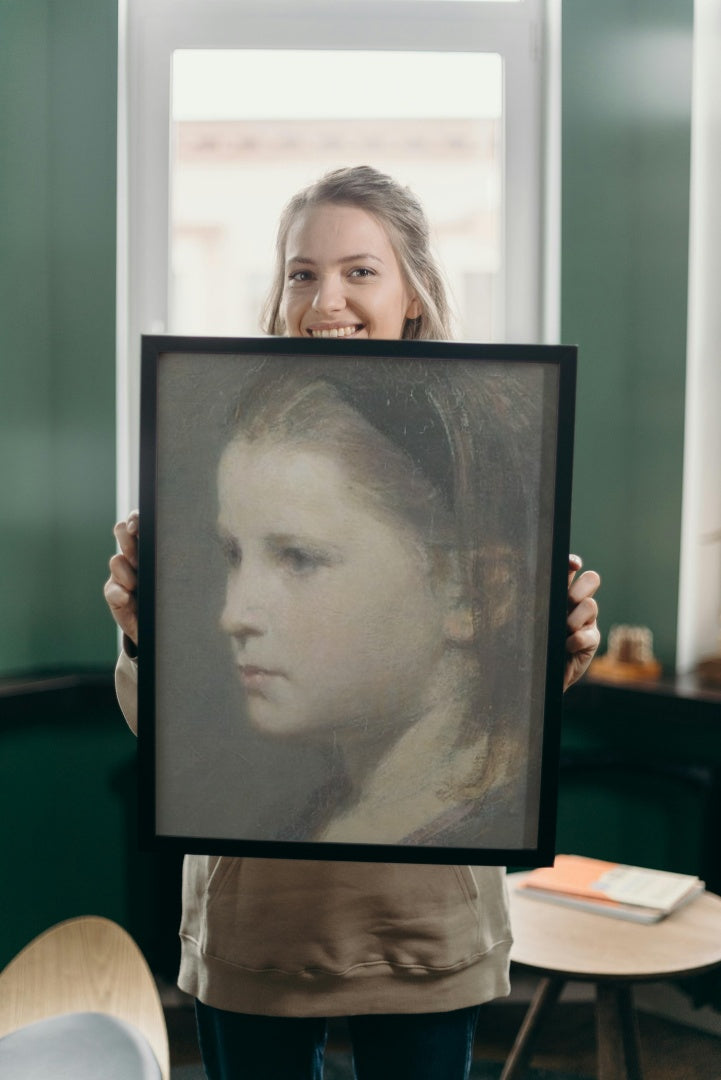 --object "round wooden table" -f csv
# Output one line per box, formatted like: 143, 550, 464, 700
502, 872, 721, 1080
